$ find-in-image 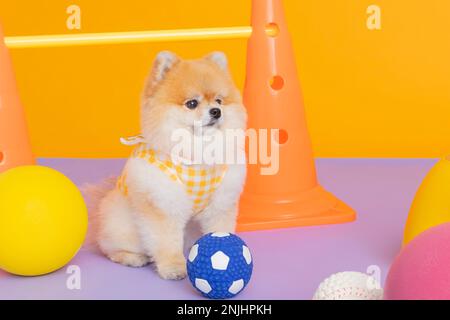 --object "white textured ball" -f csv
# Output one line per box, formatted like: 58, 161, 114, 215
313, 272, 384, 300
